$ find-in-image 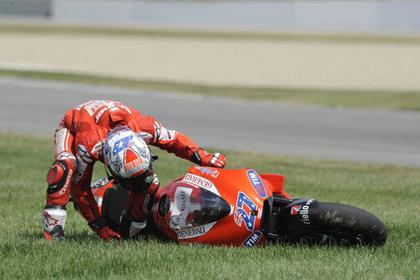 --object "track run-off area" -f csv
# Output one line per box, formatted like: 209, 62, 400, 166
0, 24, 420, 92
1, 77, 419, 167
